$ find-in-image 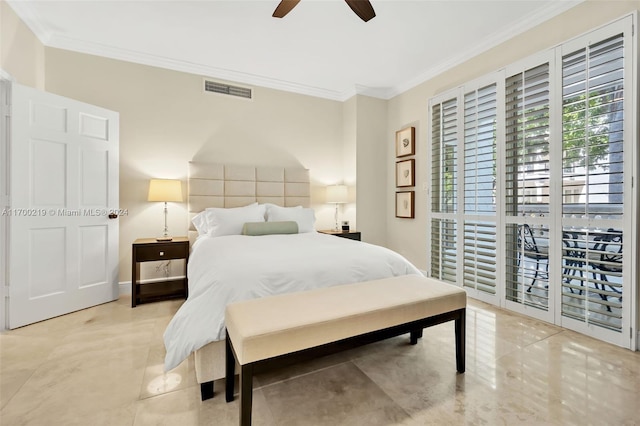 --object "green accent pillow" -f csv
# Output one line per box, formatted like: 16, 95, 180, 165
242, 221, 299, 236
